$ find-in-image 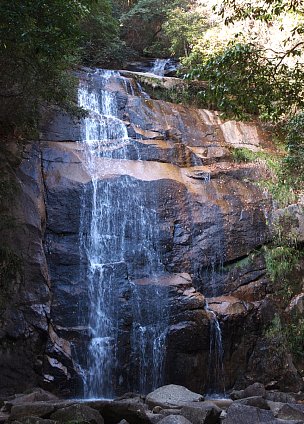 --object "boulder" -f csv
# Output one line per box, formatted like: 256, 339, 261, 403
181, 402, 222, 424
4, 389, 58, 411
266, 392, 296, 403
243, 383, 266, 398
50, 404, 104, 424
89, 397, 152, 424
235, 396, 270, 410
276, 403, 304, 421
230, 390, 245, 400
267, 401, 286, 416
230, 383, 266, 401
153, 408, 181, 416
13, 417, 58, 424
9, 403, 55, 421
223, 403, 277, 423
158, 416, 192, 424
146, 385, 204, 409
